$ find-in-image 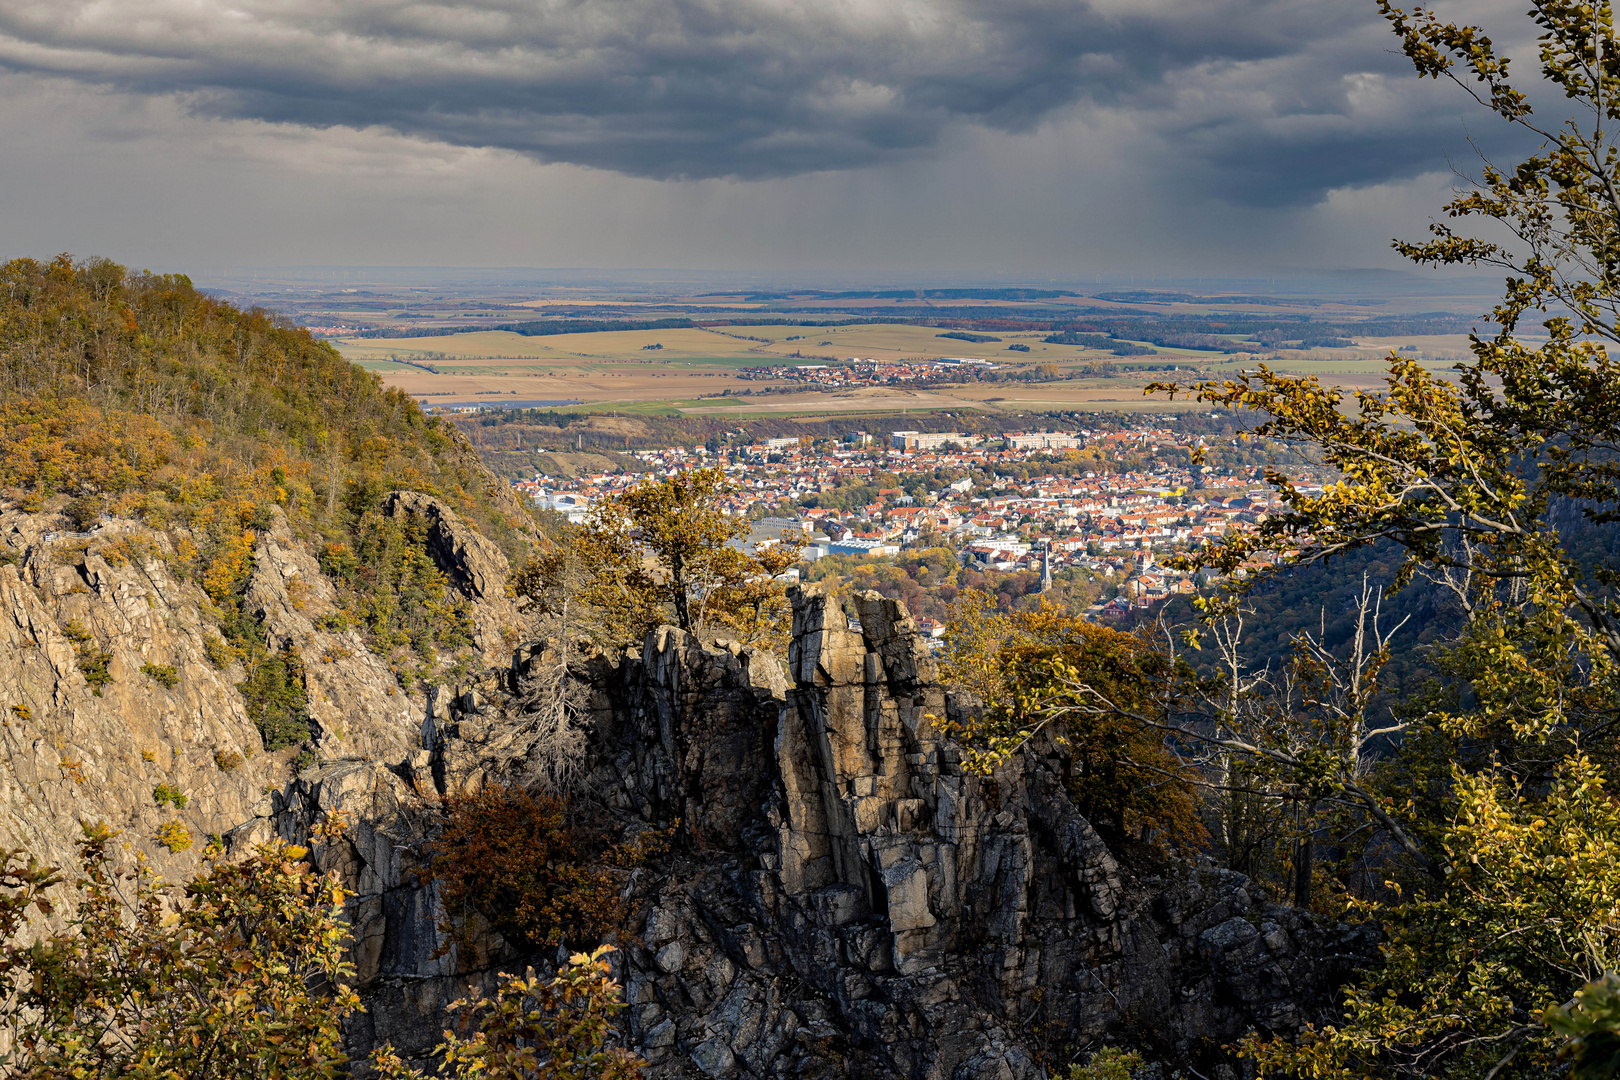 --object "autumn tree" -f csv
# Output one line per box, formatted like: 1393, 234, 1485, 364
514, 467, 803, 651
371, 948, 644, 1080
0, 818, 645, 1079
1121, 1, 1620, 1075
420, 785, 628, 954
939, 591, 1205, 850
0, 822, 359, 1079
